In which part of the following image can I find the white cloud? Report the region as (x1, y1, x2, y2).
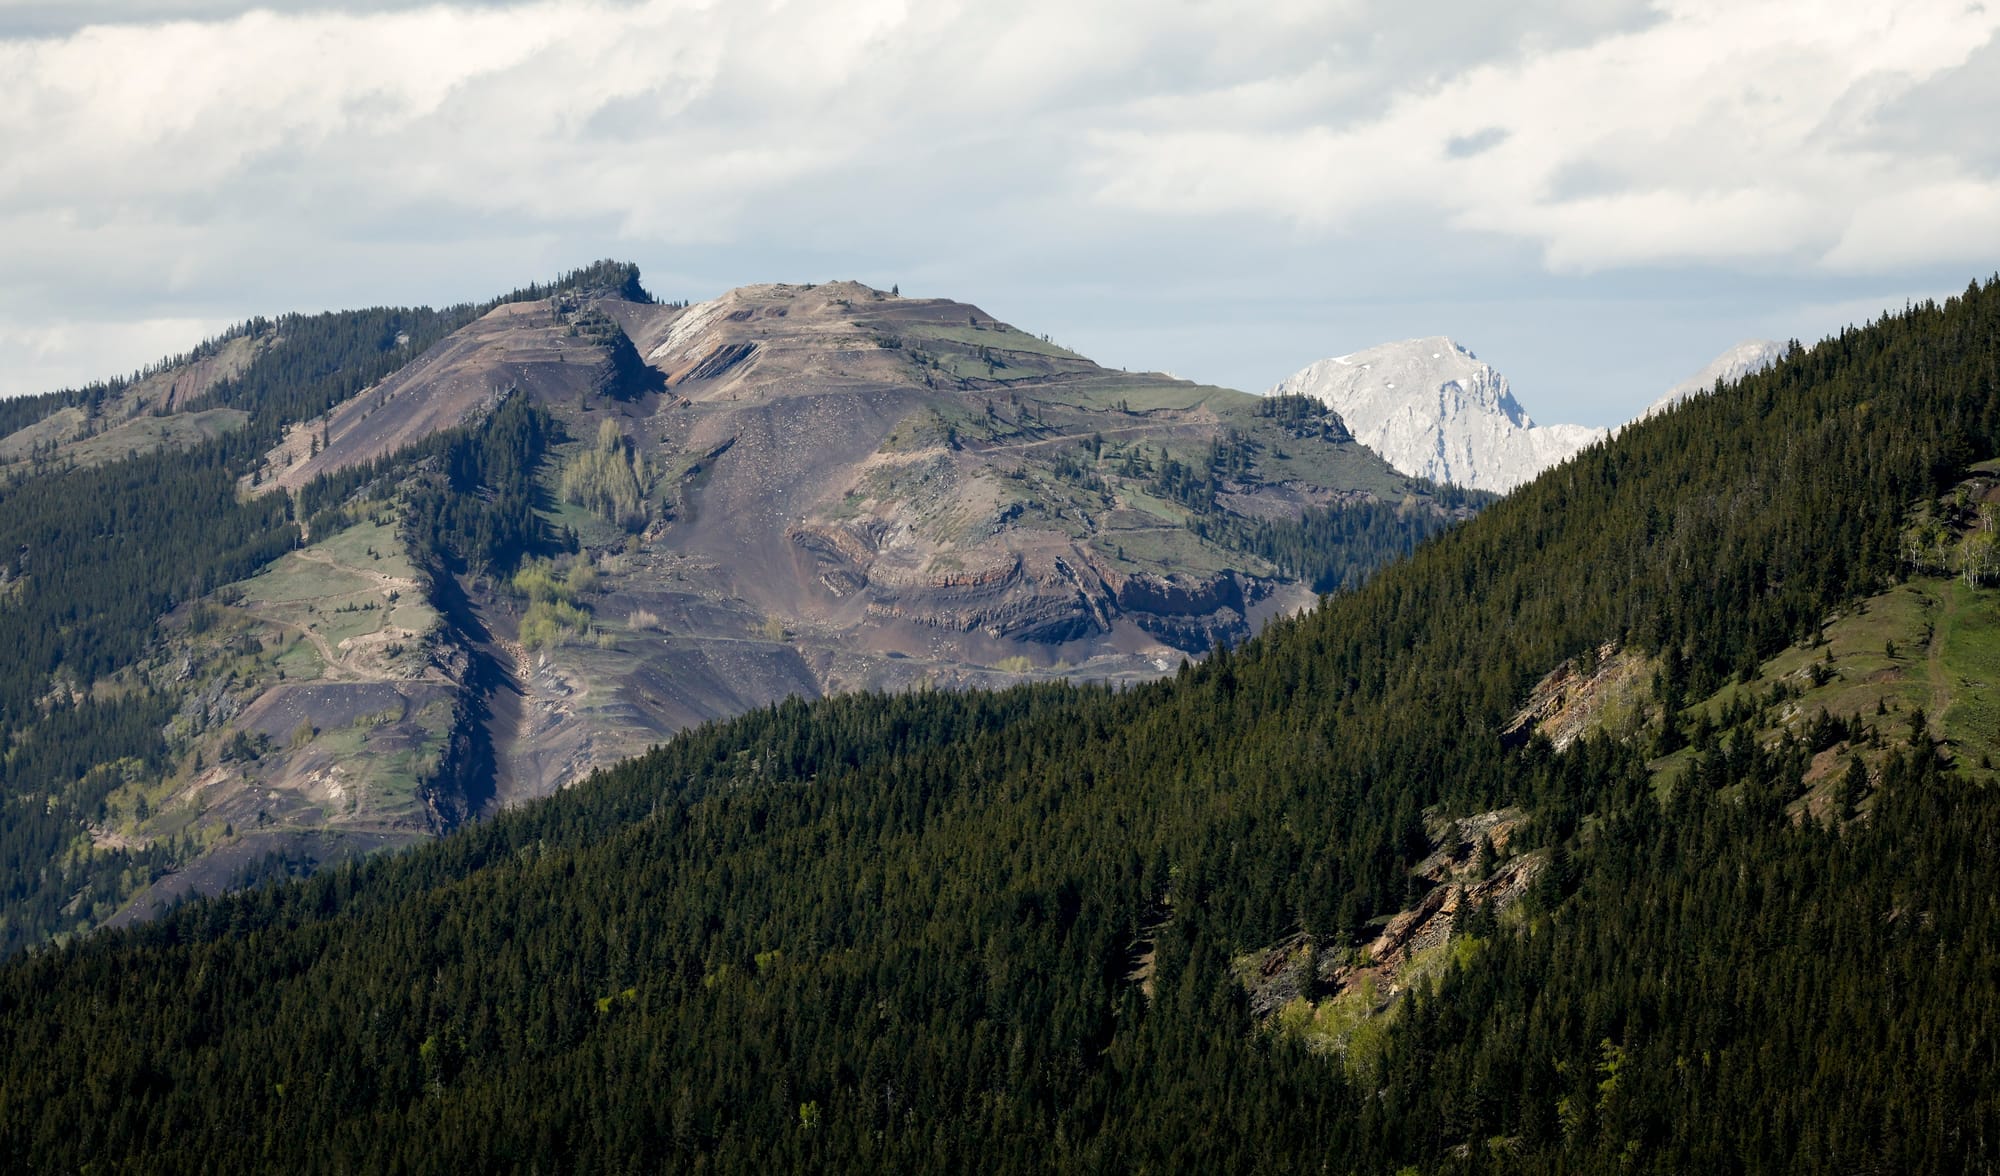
(0, 0, 1681, 256)
(0, 315, 232, 395)
(0, 0, 1991, 409)
(1084, 0, 2000, 272)
(1824, 179, 2000, 271)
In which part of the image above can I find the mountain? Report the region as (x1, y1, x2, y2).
(0, 265, 1477, 951)
(1267, 336, 1606, 492)
(1642, 337, 1787, 417)
(5, 277, 1998, 1171)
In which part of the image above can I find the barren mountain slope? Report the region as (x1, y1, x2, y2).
(464, 281, 1445, 800)
(216, 278, 1456, 809)
(257, 295, 657, 495)
(30, 274, 1468, 930)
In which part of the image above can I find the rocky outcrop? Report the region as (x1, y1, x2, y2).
(1501, 643, 1651, 751)
(676, 342, 756, 384)
(1114, 570, 1245, 617)
(863, 550, 1109, 644)
(1239, 808, 1541, 1023)
(799, 528, 1268, 653)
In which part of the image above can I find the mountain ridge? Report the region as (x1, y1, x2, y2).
(1642, 337, 1787, 418)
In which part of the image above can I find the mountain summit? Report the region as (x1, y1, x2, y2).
(1267, 336, 1605, 492)
(0, 265, 1475, 948)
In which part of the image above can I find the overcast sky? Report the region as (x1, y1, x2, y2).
(1, 0, 1996, 425)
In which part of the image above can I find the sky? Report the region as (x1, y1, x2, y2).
(1, 0, 1997, 427)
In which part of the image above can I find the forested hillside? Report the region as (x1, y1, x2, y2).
(5, 277, 2000, 1172)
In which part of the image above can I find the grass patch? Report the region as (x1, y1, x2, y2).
(1, 408, 249, 474)
(879, 409, 962, 453)
(1656, 570, 2000, 793)
(1269, 935, 1484, 1078)
(271, 634, 324, 681)
(1054, 378, 1232, 414)
(1090, 520, 1240, 576)
(240, 560, 374, 607)
(1939, 580, 2000, 772)
(897, 323, 1084, 360)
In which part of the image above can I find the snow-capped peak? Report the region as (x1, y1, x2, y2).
(1641, 339, 1785, 418)
(1268, 336, 1603, 493)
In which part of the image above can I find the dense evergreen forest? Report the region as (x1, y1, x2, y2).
(1225, 487, 1490, 594)
(2, 278, 1996, 1170)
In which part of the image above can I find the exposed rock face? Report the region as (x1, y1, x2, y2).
(1501, 642, 1652, 751)
(1114, 570, 1245, 617)
(1268, 336, 1605, 493)
(1642, 339, 1786, 419)
(1238, 807, 1541, 1024)
(797, 524, 1260, 652)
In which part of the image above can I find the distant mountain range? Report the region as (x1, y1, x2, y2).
(1267, 336, 1784, 492)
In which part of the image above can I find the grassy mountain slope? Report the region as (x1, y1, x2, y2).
(0, 265, 646, 951)
(3, 280, 1998, 1170)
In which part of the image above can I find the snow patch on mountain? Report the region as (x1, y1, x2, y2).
(1267, 337, 1604, 493)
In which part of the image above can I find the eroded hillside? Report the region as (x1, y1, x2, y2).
(230, 278, 1462, 810)
(0, 267, 1472, 942)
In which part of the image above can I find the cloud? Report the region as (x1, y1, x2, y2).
(0, 315, 233, 396)
(1446, 127, 1510, 159)
(1824, 179, 2000, 272)
(0, 0, 550, 38)
(0, 0, 1683, 266)
(1084, 0, 2000, 272)
(0, 0, 1991, 411)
